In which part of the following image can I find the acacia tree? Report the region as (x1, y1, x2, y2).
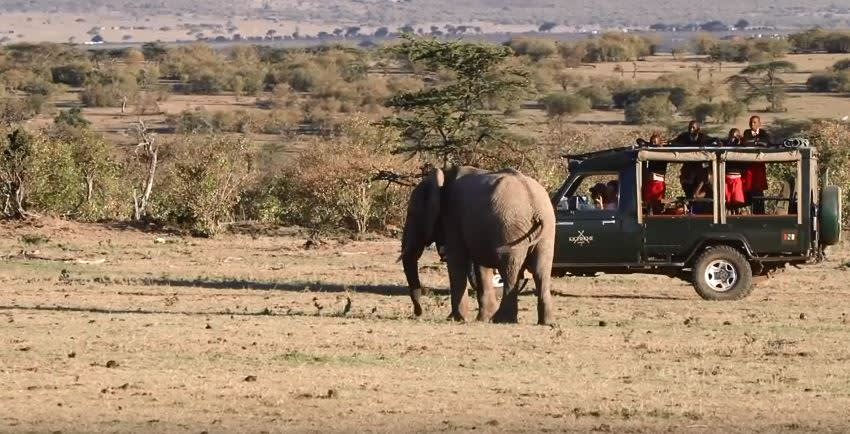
(726, 60, 797, 112)
(382, 35, 529, 166)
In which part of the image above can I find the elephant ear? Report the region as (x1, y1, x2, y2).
(423, 168, 444, 244)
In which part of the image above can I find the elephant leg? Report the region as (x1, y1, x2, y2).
(528, 247, 555, 325)
(472, 265, 498, 322)
(446, 258, 471, 322)
(492, 255, 526, 324)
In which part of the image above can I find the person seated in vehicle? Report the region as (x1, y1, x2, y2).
(590, 183, 608, 209)
(642, 133, 667, 214)
(679, 161, 712, 214)
(723, 128, 747, 214)
(742, 116, 770, 214)
(605, 180, 619, 210)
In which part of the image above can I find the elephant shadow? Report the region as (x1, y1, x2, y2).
(124, 276, 452, 297)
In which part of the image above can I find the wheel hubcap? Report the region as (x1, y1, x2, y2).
(704, 260, 738, 292)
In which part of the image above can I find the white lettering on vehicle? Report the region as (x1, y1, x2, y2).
(568, 231, 594, 245)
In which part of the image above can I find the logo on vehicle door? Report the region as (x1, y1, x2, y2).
(568, 231, 594, 245)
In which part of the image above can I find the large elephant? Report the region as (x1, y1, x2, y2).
(400, 166, 556, 325)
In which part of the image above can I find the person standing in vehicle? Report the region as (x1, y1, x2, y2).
(674, 121, 712, 207)
(642, 133, 667, 213)
(724, 128, 747, 213)
(742, 116, 770, 214)
(672, 120, 710, 146)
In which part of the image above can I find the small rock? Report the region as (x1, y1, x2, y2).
(67, 352, 76, 358)
(105, 360, 119, 368)
(18, 346, 30, 352)
(244, 375, 257, 382)
(326, 389, 336, 398)
(799, 313, 807, 320)
(722, 321, 732, 326)
(205, 324, 212, 330)
(598, 320, 607, 327)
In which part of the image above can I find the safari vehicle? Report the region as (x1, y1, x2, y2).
(550, 142, 843, 300)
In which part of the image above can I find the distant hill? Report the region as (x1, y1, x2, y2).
(1, 0, 849, 29)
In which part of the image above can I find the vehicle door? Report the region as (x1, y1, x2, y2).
(554, 171, 642, 265)
(640, 151, 717, 261)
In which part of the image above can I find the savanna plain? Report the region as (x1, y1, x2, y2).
(2, 219, 849, 433)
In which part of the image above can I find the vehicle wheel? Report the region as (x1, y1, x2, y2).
(691, 246, 753, 301)
(820, 185, 842, 246)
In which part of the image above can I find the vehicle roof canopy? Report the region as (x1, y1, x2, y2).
(566, 146, 814, 172)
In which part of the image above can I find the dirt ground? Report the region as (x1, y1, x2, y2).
(2, 219, 850, 433)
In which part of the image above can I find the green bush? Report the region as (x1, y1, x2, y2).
(807, 72, 841, 92)
(689, 102, 716, 124)
(805, 120, 850, 225)
(714, 100, 747, 123)
(265, 116, 415, 233)
(0, 128, 123, 219)
(80, 68, 140, 107)
(51, 63, 92, 87)
(152, 135, 254, 236)
(539, 92, 590, 118)
(507, 37, 558, 61)
(577, 85, 613, 109)
(624, 94, 674, 125)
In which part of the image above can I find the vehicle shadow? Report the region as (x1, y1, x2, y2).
(552, 291, 687, 301)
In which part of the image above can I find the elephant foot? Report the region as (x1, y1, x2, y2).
(446, 311, 468, 322)
(492, 309, 518, 324)
(476, 310, 495, 322)
(537, 314, 554, 326)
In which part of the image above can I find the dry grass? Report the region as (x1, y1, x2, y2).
(1, 218, 849, 432)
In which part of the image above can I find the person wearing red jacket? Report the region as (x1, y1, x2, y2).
(742, 116, 770, 214)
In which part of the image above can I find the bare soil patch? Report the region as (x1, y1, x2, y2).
(2, 219, 849, 432)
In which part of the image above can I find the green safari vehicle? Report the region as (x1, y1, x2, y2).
(550, 142, 843, 300)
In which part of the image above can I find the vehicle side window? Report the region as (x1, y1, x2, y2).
(558, 173, 620, 212)
(726, 160, 798, 216)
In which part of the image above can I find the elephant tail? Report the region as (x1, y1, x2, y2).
(495, 174, 546, 254)
(495, 215, 544, 254)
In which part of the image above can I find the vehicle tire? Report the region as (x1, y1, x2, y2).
(691, 246, 753, 301)
(820, 185, 842, 246)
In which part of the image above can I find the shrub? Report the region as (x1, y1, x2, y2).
(714, 100, 747, 123)
(80, 68, 140, 107)
(624, 94, 674, 125)
(54, 107, 91, 128)
(807, 72, 841, 92)
(804, 120, 850, 224)
(689, 102, 716, 123)
(539, 92, 590, 118)
(51, 63, 92, 87)
(577, 85, 613, 109)
(0, 98, 30, 125)
(278, 116, 415, 233)
(153, 135, 254, 236)
(832, 59, 850, 71)
(507, 37, 558, 61)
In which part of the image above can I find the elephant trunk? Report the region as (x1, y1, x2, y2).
(401, 245, 425, 316)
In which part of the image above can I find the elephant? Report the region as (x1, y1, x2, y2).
(400, 166, 556, 325)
